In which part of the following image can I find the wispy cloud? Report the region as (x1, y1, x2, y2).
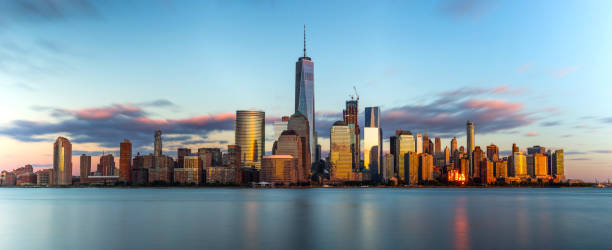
(551, 66, 579, 78)
(592, 150, 612, 154)
(541, 121, 561, 127)
(567, 158, 590, 161)
(525, 132, 538, 137)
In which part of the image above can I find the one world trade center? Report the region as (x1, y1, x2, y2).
(295, 25, 316, 163)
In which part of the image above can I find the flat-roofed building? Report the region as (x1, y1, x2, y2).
(330, 121, 352, 182)
(261, 155, 298, 185)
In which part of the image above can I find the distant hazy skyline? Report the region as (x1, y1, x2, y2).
(1, 1, 611, 181)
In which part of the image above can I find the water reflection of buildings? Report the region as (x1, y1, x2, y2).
(453, 197, 470, 250)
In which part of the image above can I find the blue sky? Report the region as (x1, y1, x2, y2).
(0, 0, 611, 181)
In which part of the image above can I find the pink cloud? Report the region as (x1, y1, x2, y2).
(170, 113, 235, 126)
(525, 132, 538, 137)
(60, 104, 144, 120)
(463, 99, 523, 111)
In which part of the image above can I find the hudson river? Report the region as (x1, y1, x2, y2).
(1, 188, 610, 250)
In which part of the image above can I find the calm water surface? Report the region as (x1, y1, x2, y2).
(0, 188, 610, 250)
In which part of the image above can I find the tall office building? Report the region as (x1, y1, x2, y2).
(330, 121, 352, 181)
(364, 107, 380, 127)
(274, 130, 304, 183)
(434, 137, 441, 153)
(287, 112, 311, 181)
(154, 130, 162, 157)
(177, 148, 191, 168)
(119, 139, 132, 183)
(79, 154, 91, 182)
(390, 136, 398, 173)
(343, 99, 360, 170)
(552, 149, 564, 180)
(466, 121, 475, 176)
(227, 145, 242, 183)
(512, 143, 519, 154)
(512, 152, 527, 178)
(415, 133, 423, 154)
(53, 136, 72, 185)
(451, 137, 458, 154)
(363, 107, 382, 177)
(295, 26, 316, 164)
(527, 145, 546, 155)
(486, 144, 499, 161)
(235, 110, 265, 169)
(472, 146, 484, 178)
(273, 116, 290, 142)
(395, 130, 415, 181)
(99, 154, 115, 176)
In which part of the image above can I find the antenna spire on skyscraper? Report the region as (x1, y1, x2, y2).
(303, 24, 306, 57)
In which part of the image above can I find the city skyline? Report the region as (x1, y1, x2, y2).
(1, 1, 611, 182)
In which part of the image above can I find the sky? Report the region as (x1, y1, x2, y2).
(0, 0, 611, 181)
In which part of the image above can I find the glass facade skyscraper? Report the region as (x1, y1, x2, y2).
(295, 28, 316, 164)
(235, 110, 265, 169)
(53, 136, 72, 185)
(364, 107, 380, 128)
(363, 107, 382, 178)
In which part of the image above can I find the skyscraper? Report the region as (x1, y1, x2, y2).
(79, 154, 91, 183)
(451, 137, 458, 154)
(53, 136, 72, 185)
(466, 121, 475, 176)
(434, 137, 441, 153)
(154, 130, 162, 157)
(235, 110, 265, 169)
(177, 148, 191, 168)
(363, 107, 382, 177)
(99, 154, 115, 176)
(295, 26, 316, 164)
(287, 112, 311, 182)
(486, 144, 499, 161)
(527, 145, 546, 155)
(273, 116, 290, 142)
(552, 149, 564, 180)
(119, 139, 132, 183)
(395, 130, 415, 181)
(273, 130, 304, 182)
(364, 107, 380, 127)
(330, 121, 352, 181)
(415, 133, 423, 154)
(343, 99, 360, 170)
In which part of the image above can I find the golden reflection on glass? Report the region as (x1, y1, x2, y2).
(453, 196, 470, 250)
(243, 200, 259, 250)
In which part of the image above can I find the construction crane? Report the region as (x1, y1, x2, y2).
(353, 86, 359, 101)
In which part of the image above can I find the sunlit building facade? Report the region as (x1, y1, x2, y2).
(330, 121, 352, 181)
(53, 136, 72, 185)
(235, 110, 265, 169)
(415, 133, 423, 154)
(261, 155, 298, 185)
(404, 151, 419, 185)
(396, 130, 415, 181)
(513, 152, 527, 178)
(363, 127, 382, 176)
(287, 112, 311, 182)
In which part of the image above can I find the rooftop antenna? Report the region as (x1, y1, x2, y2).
(303, 24, 307, 57)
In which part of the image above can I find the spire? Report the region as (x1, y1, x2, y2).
(303, 24, 306, 57)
